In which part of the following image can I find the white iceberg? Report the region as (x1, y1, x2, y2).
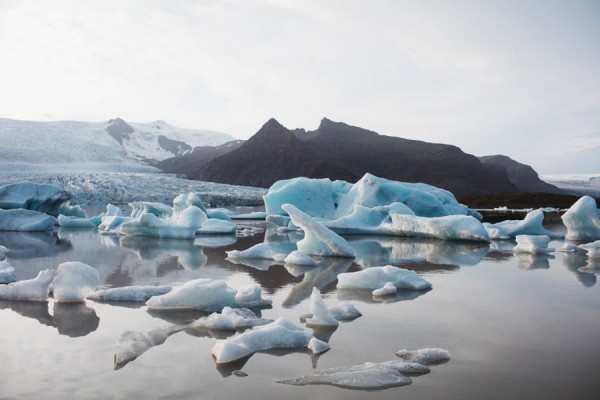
(129, 201, 173, 218)
(0, 269, 56, 301)
(562, 196, 600, 241)
(337, 265, 432, 291)
(189, 307, 272, 330)
(211, 318, 328, 364)
(146, 278, 271, 311)
(0, 209, 56, 232)
(88, 285, 172, 302)
(324, 203, 414, 235)
(304, 288, 339, 327)
(0, 260, 17, 284)
(196, 218, 237, 234)
(484, 209, 562, 239)
(327, 302, 362, 321)
(207, 208, 234, 220)
(284, 251, 318, 266)
(98, 215, 132, 233)
(513, 235, 555, 254)
(580, 240, 600, 258)
(282, 204, 355, 258)
(388, 214, 489, 242)
(372, 282, 397, 297)
(173, 192, 206, 214)
(0, 182, 70, 216)
(120, 206, 206, 239)
(395, 348, 451, 365)
(52, 262, 100, 303)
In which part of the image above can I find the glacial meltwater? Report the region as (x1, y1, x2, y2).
(0, 221, 599, 399)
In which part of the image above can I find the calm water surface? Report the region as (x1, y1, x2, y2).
(0, 222, 599, 399)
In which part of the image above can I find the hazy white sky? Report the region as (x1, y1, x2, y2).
(1, 0, 599, 173)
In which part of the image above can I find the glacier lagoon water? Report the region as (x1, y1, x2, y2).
(0, 222, 599, 399)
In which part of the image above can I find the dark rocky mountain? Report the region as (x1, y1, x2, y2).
(156, 140, 243, 174)
(106, 118, 134, 144)
(479, 155, 563, 194)
(184, 118, 358, 187)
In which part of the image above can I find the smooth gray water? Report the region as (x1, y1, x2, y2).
(0, 224, 599, 399)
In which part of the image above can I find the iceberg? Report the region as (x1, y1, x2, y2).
(120, 206, 206, 239)
(561, 196, 600, 241)
(226, 241, 297, 263)
(88, 285, 172, 302)
(337, 265, 432, 291)
(0, 209, 56, 232)
(57, 214, 97, 228)
(189, 307, 272, 330)
(304, 288, 339, 327)
(327, 302, 362, 321)
(0, 269, 56, 301)
(207, 208, 234, 220)
(388, 214, 490, 242)
(580, 240, 600, 258)
(324, 203, 414, 235)
(395, 348, 451, 365)
(196, 218, 237, 234)
(0, 260, 16, 284)
(58, 201, 86, 218)
(282, 204, 355, 258)
(211, 318, 328, 364)
(173, 192, 206, 214)
(146, 278, 271, 311)
(0, 182, 71, 216)
(484, 209, 562, 239)
(129, 201, 173, 218)
(284, 251, 318, 266)
(513, 235, 555, 254)
(52, 262, 100, 303)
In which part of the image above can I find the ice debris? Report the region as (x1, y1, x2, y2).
(145, 278, 271, 311)
(88, 285, 172, 302)
(0, 209, 56, 232)
(211, 318, 329, 364)
(395, 348, 451, 365)
(0, 269, 56, 301)
(513, 235, 555, 254)
(561, 196, 600, 241)
(52, 262, 100, 303)
(337, 265, 432, 291)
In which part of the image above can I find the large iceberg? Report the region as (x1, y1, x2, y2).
(0, 209, 56, 232)
(211, 318, 329, 364)
(337, 265, 432, 291)
(323, 203, 414, 235)
(120, 206, 206, 239)
(562, 196, 600, 241)
(0, 182, 71, 216)
(52, 262, 100, 303)
(387, 214, 490, 242)
(0, 269, 56, 301)
(282, 204, 355, 258)
(88, 285, 172, 302)
(146, 279, 271, 311)
(58, 203, 123, 228)
(484, 209, 561, 239)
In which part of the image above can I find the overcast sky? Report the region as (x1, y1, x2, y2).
(1, 0, 599, 173)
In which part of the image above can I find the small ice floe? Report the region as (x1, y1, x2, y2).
(327, 302, 362, 321)
(189, 307, 272, 331)
(211, 318, 329, 364)
(337, 265, 432, 291)
(57, 214, 97, 228)
(559, 243, 582, 253)
(231, 211, 268, 220)
(282, 204, 355, 258)
(207, 208, 234, 221)
(0, 209, 56, 232)
(146, 279, 271, 312)
(512, 235, 555, 254)
(88, 285, 172, 302)
(284, 251, 318, 266)
(196, 218, 237, 234)
(52, 262, 100, 303)
(120, 206, 206, 239)
(226, 242, 296, 262)
(114, 325, 185, 369)
(388, 214, 490, 242)
(484, 209, 563, 239)
(579, 240, 600, 258)
(372, 282, 397, 297)
(562, 196, 600, 241)
(395, 348, 451, 365)
(0, 269, 56, 301)
(304, 288, 338, 327)
(0, 259, 17, 284)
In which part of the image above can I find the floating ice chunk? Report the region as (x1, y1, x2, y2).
(114, 325, 185, 369)
(0, 209, 56, 232)
(395, 348, 451, 365)
(98, 215, 131, 233)
(207, 208, 233, 220)
(52, 262, 100, 303)
(226, 242, 296, 262)
(372, 282, 397, 297)
(337, 265, 432, 291)
(264, 178, 337, 219)
(560, 243, 581, 253)
(120, 206, 206, 239)
(129, 201, 173, 218)
(379, 360, 431, 375)
(579, 240, 600, 258)
(146, 278, 272, 311)
(484, 209, 562, 239)
(234, 283, 262, 303)
(305, 288, 339, 327)
(231, 211, 268, 220)
(308, 337, 331, 353)
(196, 218, 237, 234)
(388, 214, 489, 242)
(173, 192, 206, 214)
(0, 260, 16, 284)
(284, 251, 318, 266)
(0, 269, 56, 301)
(327, 302, 362, 321)
(562, 196, 600, 241)
(88, 285, 172, 302)
(189, 307, 272, 330)
(0, 182, 70, 216)
(278, 362, 413, 389)
(57, 214, 97, 228)
(211, 318, 326, 364)
(513, 235, 555, 254)
(282, 204, 355, 258)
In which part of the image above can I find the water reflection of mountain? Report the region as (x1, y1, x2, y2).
(0, 300, 99, 337)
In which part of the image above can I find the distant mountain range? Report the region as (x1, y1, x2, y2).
(159, 118, 562, 197)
